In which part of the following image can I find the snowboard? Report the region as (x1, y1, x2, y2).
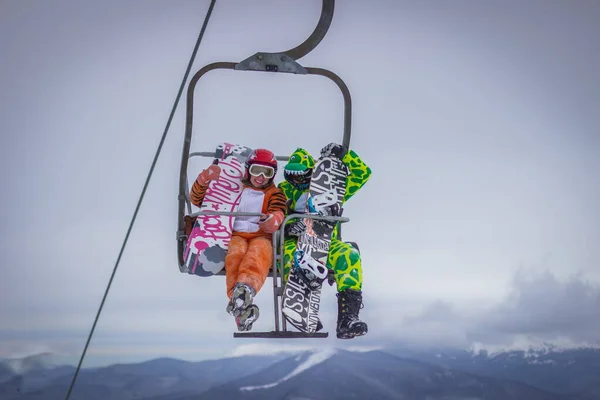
(281, 155, 347, 333)
(182, 142, 253, 276)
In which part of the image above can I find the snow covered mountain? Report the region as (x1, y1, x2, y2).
(1, 346, 598, 400)
(0, 354, 288, 400)
(186, 349, 572, 400)
(388, 345, 600, 400)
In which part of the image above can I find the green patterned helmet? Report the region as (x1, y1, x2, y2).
(284, 148, 315, 190)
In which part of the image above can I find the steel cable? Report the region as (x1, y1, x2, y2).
(64, 1, 217, 398)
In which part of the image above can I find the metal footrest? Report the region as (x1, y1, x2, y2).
(233, 331, 329, 339)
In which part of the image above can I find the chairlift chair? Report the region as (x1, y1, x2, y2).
(176, 0, 355, 338)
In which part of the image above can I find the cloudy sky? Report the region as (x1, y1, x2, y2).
(1, 0, 599, 368)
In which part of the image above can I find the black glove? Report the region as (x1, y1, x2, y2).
(285, 220, 307, 237)
(327, 269, 335, 286)
(320, 142, 347, 160)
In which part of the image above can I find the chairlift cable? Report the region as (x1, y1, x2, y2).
(64, 1, 217, 398)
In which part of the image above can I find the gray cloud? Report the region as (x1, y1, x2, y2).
(398, 270, 600, 349)
(471, 271, 600, 344)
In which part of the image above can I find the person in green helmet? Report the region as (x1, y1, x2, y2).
(278, 142, 372, 339)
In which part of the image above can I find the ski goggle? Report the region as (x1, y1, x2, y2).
(249, 164, 275, 178)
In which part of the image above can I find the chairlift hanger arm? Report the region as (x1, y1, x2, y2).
(235, 0, 334, 74)
(284, 0, 334, 61)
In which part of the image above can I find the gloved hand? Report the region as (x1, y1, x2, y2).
(285, 220, 307, 237)
(196, 164, 221, 185)
(320, 142, 347, 159)
(326, 269, 335, 286)
(259, 211, 284, 234)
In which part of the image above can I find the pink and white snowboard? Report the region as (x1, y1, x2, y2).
(183, 143, 252, 276)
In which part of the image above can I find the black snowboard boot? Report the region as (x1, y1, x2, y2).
(336, 289, 368, 339)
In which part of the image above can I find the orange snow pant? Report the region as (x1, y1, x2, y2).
(225, 234, 273, 299)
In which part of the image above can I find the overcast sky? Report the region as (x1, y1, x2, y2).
(1, 0, 599, 368)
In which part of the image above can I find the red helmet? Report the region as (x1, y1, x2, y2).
(244, 148, 278, 183)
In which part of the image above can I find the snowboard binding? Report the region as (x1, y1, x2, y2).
(292, 249, 328, 291)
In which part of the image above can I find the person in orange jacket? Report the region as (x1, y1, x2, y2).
(190, 148, 286, 331)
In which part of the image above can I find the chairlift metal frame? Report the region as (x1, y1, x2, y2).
(176, 0, 354, 338)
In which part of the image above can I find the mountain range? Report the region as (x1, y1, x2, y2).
(1, 345, 598, 400)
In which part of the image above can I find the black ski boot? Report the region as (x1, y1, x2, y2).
(336, 289, 368, 339)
